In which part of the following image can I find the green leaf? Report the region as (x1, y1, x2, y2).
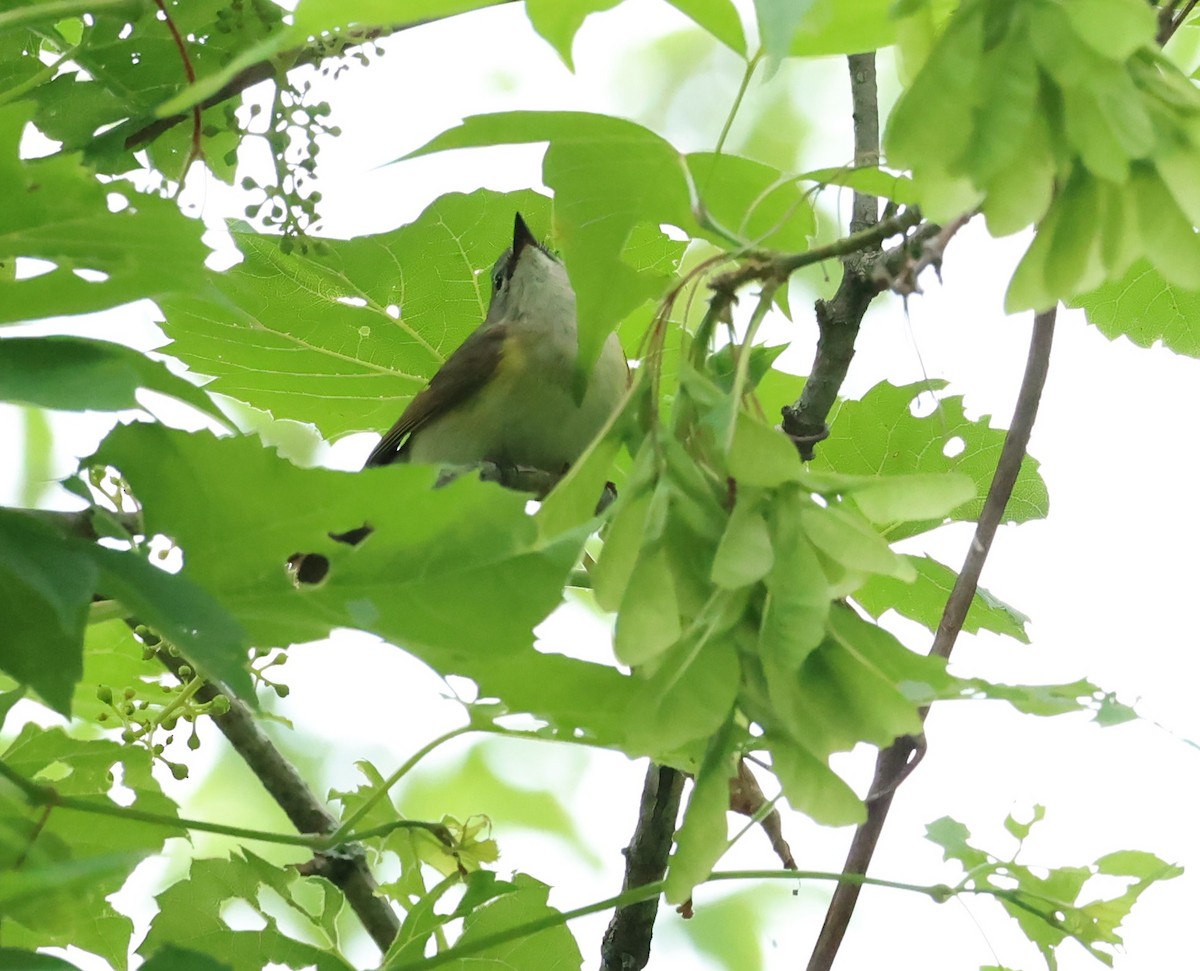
(665, 719, 738, 904)
(614, 546, 682, 666)
(140, 851, 355, 971)
(623, 635, 739, 758)
(292, 0, 505, 35)
(140, 947, 233, 971)
(1061, 0, 1155, 61)
(728, 412, 802, 486)
(798, 165, 918, 206)
(0, 854, 146, 909)
(759, 487, 827, 669)
(0, 509, 95, 715)
(1004, 804, 1045, 843)
(593, 485, 654, 611)
(854, 555, 1030, 643)
(90, 547, 253, 703)
(754, 0, 817, 67)
(813, 381, 1049, 536)
(0, 949, 88, 971)
(446, 873, 582, 970)
(848, 472, 975, 525)
(0, 337, 227, 427)
(788, 0, 896, 56)
(159, 189, 551, 441)
(711, 490, 773, 588)
(1, 727, 180, 967)
(926, 815, 991, 870)
(665, 0, 747, 56)
(0, 103, 207, 325)
(765, 735, 864, 826)
(524, 0, 622, 70)
(1132, 164, 1200, 290)
(688, 152, 815, 248)
(800, 505, 915, 582)
(405, 112, 691, 373)
(93, 424, 585, 694)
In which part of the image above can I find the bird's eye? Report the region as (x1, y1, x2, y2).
(492, 271, 504, 293)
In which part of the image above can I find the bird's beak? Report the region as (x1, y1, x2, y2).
(512, 212, 538, 258)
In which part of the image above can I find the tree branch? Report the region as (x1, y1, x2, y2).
(599, 764, 685, 971)
(152, 648, 402, 952)
(805, 307, 1058, 971)
(781, 53, 883, 460)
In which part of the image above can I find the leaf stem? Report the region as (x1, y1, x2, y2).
(328, 725, 472, 842)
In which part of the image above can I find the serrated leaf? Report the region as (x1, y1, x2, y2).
(813, 381, 1049, 535)
(160, 189, 552, 440)
(926, 815, 991, 869)
(139, 851, 355, 971)
(0, 103, 207, 325)
(1073, 259, 1200, 357)
(854, 555, 1030, 643)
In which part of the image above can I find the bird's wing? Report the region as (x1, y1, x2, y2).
(364, 323, 508, 468)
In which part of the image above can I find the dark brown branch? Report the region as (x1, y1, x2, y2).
(1157, 0, 1198, 44)
(780, 53, 884, 461)
(155, 649, 402, 953)
(600, 764, 685, 971)
(805, 307, 1058, 971)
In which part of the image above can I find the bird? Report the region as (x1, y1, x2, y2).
(363, 213, 628, 478)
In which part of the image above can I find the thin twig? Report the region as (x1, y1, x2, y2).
(805, 307, 1057, 971)
(117, 6, 516, 152)
(150, 0, 202, 190)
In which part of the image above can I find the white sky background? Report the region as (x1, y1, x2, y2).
(3, 3, 1200, 970)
